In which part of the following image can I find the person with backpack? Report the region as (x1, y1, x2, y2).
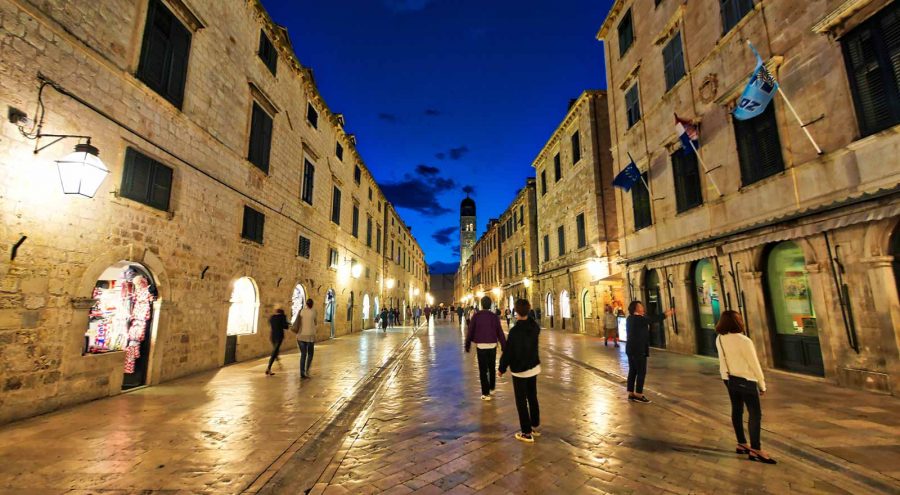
(465, 296, 507, 401)
(498, 298, 542, 443)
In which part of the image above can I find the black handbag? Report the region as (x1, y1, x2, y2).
(718, 337, 759, 394)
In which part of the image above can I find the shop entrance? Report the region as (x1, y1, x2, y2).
(645, 270, 666, 348)
(693, 259, 720, 357)
(226, 277, 259, 365)
(291, 284, 307, 325)
(325, 289, 335, 338)
(580, 289, 593, 335)
(559, 290, 571, 330)
(86, 261, 158, 390)
(545, 292, 554, 328)
(362, 294, 371, 329)
(765, 241, 824, 376)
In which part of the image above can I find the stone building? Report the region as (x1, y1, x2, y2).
(598, 0, 900, 393)
(0, 0, 427, 424)
(533, 91, 622, 335)
(498, 178, 540, 311)
(429, 272, 455, 307)
(464, 218, 502, 308)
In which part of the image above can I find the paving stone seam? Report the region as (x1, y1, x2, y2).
(250, 325, 425, 495)
(544, 345, 900, 495)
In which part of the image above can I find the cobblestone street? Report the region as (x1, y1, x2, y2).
(1, 321, 896, 494)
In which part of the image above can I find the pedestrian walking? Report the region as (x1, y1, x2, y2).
(603, 305, 619, 347)
(504, 308, 511, 329)
(387, 307, 394, 328)
(625, 300, 674, 403)
(265, 306, 289, 375)
(424, 305, 432, 324)
(380, 308, 388, 332)
(450, 305, 455, 322)
(498, 298, 541, 443)
(465, 296, 507, 401)
(716, 310, 776, 464)
(456, 305, 464, 324)
(293, 298, 318, 379)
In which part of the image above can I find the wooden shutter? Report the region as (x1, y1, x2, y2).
(572, 132, 581, 163)
(249, 103, 272, 173)
(121, 148, 152, 202)
(672, 151, 702, 212)
(576, 214, 586, 247)
(149, 162, 173, 211)
(632, 173, 652, 230)
(735, 104, 784, 185)
(137, 0, 190, 108)
(165, 17, 190, 108)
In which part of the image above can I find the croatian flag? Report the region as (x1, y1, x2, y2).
(733, 42, 779, 121)
(674, 114, 699, 155)
(612, 158, 642, 192)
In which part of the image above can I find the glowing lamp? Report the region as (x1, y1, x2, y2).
(491, 287, 502, 297)
(386, 278, 396, 289)
(475, 290, 485, 298)
(56, 143, 108, 198)
(414, 288, 420, 296)
(351, 263, 363, 279)
(523, 277, 532, 288)
(588, 259, 608, 279)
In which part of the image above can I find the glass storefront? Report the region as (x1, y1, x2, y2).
(693, 259, 720, 356)
(645, 269, 665, 348)
(291, 284, 306, 324)
(227, 277, 259, 336)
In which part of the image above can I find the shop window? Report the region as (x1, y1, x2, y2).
(241, 206, 265, 244)
(576, 213, 586, 248)
(766, 242, 817, 337)
(137, 0, 191, 108)
(324, 288, 335, 323)
(248, 102, 273, 173)
(307, 103, 318, 129)
(671, 150, 703, 212)
(540, 170, 547, 195)
(663, 32, 686, 91)
(291, 284, 306, 324)
(302, 159, 315, 204)
(618, 9, 634, 57)
(842, 2, 900, 138)
(331, 186, 342, 224)
(85, 261, 157, 389)
(554, 153, 562, 182)
(352, 204, 360, 237)
(734, 103, 784, 186)
(227, 277, 259, 336)
(298, 235, 311, 259)
(363, 294, 371, 321)
(571, 131, 582, 164)
(557, 225, 566, 256)
(693, 259, 721, 356)
(546, 293, 555, 316)
(626, 84, 641, 128)
(543, 235, 550, 262)
(632, 173, 652, 230)
(258, 29, 277, 75)
(120, 147, 173, 211)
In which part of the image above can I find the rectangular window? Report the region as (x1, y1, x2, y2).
(571, 131, 582, 163)
(721, 0, 755, 34)
(354, 165, 362, 184)
(307, 103, 318, 128)
(298, 235, 311, 258)
(671, 150, 703, 212)
(625, 84, 641, 128)
(543, 235, 550, 262)
(554, 153, 562, 182)
(351, 204, 359, 237)
(734, 103, 784, 186)
(368, 187, 373, 200)
(301, 159, 315, 204)
(331, 186, 342, 224)
(377, 227, 382, 253)
(514, 252, 520, 274)
(618, 9, 634, 57)
(540, 170, 547, 195)
(557, 225, 566, 256)
(258, 30, 277, 75)
(366, 216, 373, 247)
(842, 3, 900, 138)
(576, 213, 586, 248)
(632, 173, 653, 231)
(521, 248, 526, 272)
(335, 142, 344, 161)
(120, 147, 173, 211)
(137, 0, 191, 108)
(519, 205, 524, 225)
(248, 103, 273, 173)
(241, 206, 265, 244)
(663, 33, 686, 91)
(329, 248, 339, 268)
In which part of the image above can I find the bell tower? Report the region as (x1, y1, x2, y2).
(460, 196, 476, 264)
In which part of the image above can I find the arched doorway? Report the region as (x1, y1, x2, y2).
(291, 284, 306, 324)
(362, 294, 371, 328)
(374, 296, 380, 318)
(693, 260, 720, 356)
(765, 241, 824, 376)
(325, 289, 335, 338)
(85, 261, 158, 389)
(347, 291, 355, 334)
(545, 292, 555, 328)
(892, 225, 900, 298)
(645, 270, 666, 348)
(560, 290, 571, 330)
(508, 295, 514, 314)
(226, 277, 259, 364)
(581, 289, 593, 335)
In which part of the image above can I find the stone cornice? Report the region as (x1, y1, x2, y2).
(653, 4, 685, 46)
(531, 90, 605, 169)
(811, 0, 888, 36)
(596, 0, 629, 40)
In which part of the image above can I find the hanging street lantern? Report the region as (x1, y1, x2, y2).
(55, 142, 109, 198)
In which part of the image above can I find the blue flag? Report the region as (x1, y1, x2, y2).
(613, 159, 642, 192)
(733, 42, 779, 121)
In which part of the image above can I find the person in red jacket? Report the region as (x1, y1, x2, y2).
(465, 296, 507, 401)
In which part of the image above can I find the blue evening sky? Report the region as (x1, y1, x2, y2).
(261, 0, 614, 273)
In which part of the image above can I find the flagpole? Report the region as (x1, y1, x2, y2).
(777, 87, 823, 155)
(688, 140, 723, 197)
(626, 151, 652, 194)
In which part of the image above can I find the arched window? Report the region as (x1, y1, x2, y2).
(227, 277, 259, 336)
(291, 284, 306, 323)
(560, 290, 571, 318)
(545, 292, 555, 316)
(581, 289, 593, 319)
(693, 260, 720, 356)
(362, 294, 371, 320)
(324, 289, 335, 323)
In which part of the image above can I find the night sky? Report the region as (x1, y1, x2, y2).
(261, 0, 614, 273)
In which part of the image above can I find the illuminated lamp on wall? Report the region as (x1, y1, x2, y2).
(54, 141, 109, 198)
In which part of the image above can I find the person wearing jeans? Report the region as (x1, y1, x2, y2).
(465, 296, 507, 400)
(716, 310, 775, 464)
(625, 300, 674, 403)
(293, 298, 318, 379)
(499, 299, 541, 443)
(265, 307, 288, 375)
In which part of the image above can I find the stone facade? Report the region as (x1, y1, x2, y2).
(532, 91, 622, 335)
(598, 0, 900, 393)
(0, 0, 427, 424)
(429, 273, 455, 307)
(497, 178, 540, 310)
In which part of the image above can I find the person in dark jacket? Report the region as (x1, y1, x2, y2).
(380, 308, 388, 332)
(266, 306, 289, 375)
(465, 296, 507, 400)
(499, 298, 541, 443)
(625, 300, 674, 403)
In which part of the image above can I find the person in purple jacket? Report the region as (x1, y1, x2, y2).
(465, 296, 507, 401)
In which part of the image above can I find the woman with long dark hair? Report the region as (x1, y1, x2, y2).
(716, 310, 776, 464)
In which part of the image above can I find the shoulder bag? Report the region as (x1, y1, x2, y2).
(718, 336, 758, 394)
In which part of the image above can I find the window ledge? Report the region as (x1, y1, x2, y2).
(737, 169, 788, 193)
(110, 193, 174, 219)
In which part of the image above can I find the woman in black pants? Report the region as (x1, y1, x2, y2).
(716, 310, 776, 464)
(624, 300, 674, 403)
(498, 299, 542, 443)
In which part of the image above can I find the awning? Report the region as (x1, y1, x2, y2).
(646, 246, 719, 270)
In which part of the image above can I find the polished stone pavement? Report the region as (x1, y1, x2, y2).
(0, 320, 897, 494)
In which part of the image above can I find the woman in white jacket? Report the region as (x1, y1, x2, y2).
(716, 310, 776, 464)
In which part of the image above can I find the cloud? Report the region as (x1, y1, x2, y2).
(432, 226, 456, 246)
(380, 173, 456, 216)
(378, 112, 399, 123)
(424, 108, 441, 116)
(451, 244, 460, 257)
(435, 152, 446, 160)
(462, 185, 475, 195)
(435, 145, 470, 160)
(382, 0, 434, 13)
(415, 164, 441, 176)
(429, 261, 459, 274)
